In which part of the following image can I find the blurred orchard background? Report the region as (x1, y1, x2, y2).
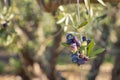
(0, 0, 120, 80)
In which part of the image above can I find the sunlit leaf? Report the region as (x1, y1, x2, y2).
(97, 0, 106, 6)
(61, 42, 69, 47)
(0, 14, 4, 19)
(2, 7, 8, 15)
(7, 14, 14, 20)
(5, 35, 13, 46)
(84, 0, 90, 11)
(65, 16, 69, 26)
(78, 21, 88, 29)
(59, 6, 64, 12)
(92, 48, 105, 56)
(90, 8, 93, 17)
(56, 16, 66, 24)
(64, 26, 68, 32)
(87, 39, 95, 57)
(68, 14, 75, 27)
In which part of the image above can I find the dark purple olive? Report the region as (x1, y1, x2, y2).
(66, 34, 74, 40)
(67, 40, 74, 44)
(77, 58, 85, 65)
(83, 56, 89, 61)
(82, 36, 87, 41)
(87, 39, 91, 44)
(71, 53, 78, 63)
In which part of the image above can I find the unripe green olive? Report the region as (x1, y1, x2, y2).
(81, 41, 87, 46)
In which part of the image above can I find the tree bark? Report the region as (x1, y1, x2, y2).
(112, 52, 120, 80)
(37, 24, 65, 80)
(48, 24, 63, 80)
(111, 4, 120, 80)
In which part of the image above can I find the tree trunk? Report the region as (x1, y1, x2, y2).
(87, 24, 110, 80)
(112, 51, 120, 80)
(48, 24, 64, 80)
(37, 24, 65, 80)
(111, 5, 120, 80)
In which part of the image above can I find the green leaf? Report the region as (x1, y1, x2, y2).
(92, 48, 105, 56)
(78, 21, 88, 29)
(56, 16, 66, 24)
(87, 39, 95, 57)
(97, 0, 106, 6)
(90, 56, 97, 59)
(68, 14, 75, 27)
(95, 14, 107, 21)
(61, 42, 69, 47)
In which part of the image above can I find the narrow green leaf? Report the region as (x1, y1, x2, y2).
(78, 21, 88, 29)
(97, 0, 106, 6)
(87, 39, 95, 57)
(95, 14, 107, 21)
(90, 56, 97, 59)
(68, 14, 75, 27)
(92, 48, 105, 56)
(61, 42, 69, 47)
(56, 16, 66, 24)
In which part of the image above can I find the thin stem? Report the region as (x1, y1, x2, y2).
(77, 0, 81, 25)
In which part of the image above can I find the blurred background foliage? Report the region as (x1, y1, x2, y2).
(0, 0, 120, 80)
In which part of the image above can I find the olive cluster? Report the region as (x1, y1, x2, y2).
(66, 33, 91, 65)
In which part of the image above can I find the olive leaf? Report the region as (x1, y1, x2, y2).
(0, 13, 4, 19)
(59, 6, 64, 12)
(64, 26, 68, 32)
(84, 0, 90, 11)
(78, 21, 88, 29)
(65, 16, 69, 26)
(61, 42, 69, 47)
(91, 48, 105, 56)
(90, 7, 93, 17)
(2, 7, 8, 15)
(68, 14, 75, 27)
(56, 16, 66, 24)
(7, 14, 14, 21)
(97, 0, 106, 6)
(87, 39, 95, 57)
